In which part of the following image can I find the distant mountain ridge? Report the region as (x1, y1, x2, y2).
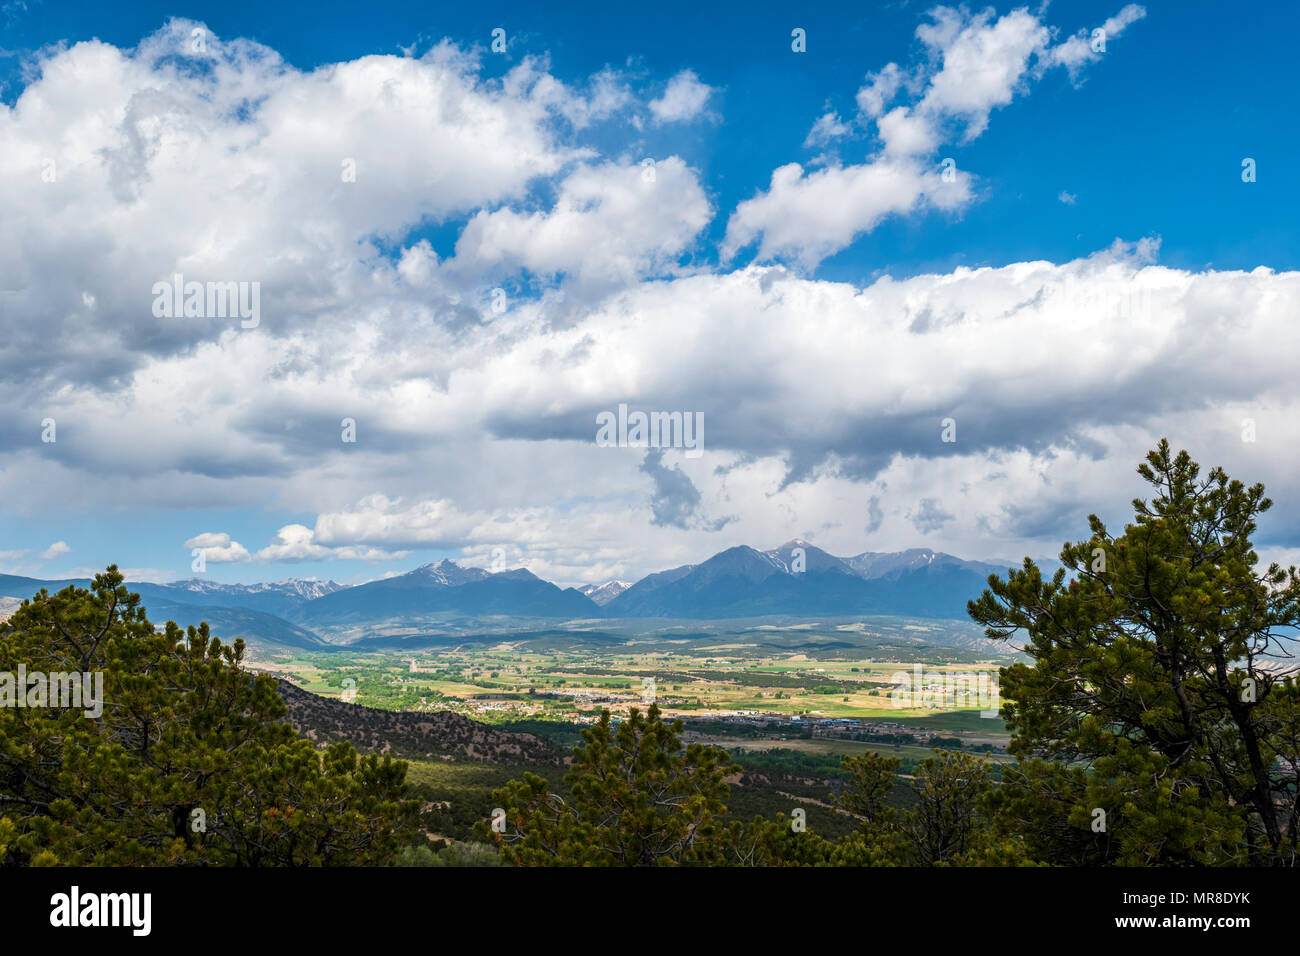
(602, 541, 1010, 619)
(293, 560, 594, 624)
(0, 543, 1025, 648)
(151, 577, 343, 617)
(0, 573, 329, 652)
(169, 576, 343, 598)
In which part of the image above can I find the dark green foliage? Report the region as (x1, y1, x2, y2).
(0, 567, 418, 865)
(394, 842, 504, 866)
(970, 440, 1300, 865)
(484, 704, 738, 865)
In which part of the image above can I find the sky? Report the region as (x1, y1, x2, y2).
(2, 0, 1299, 587)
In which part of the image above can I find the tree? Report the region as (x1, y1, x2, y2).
(486, 704, 738, 865)
(897, 750, 992, 865)
(836, 751, 899, 831)
(830, 749, 1021, 866)
(719, 813, 835, 867)
(0, 567, 418, 865)
(969, 441, 1300, 865)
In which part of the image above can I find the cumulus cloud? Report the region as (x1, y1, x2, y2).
(40, 541, 70, 560)
(855, 63, 907, 119)
(449, 157, 711, 285)
(275, 489, 711, 587)
(0, 18, 609, 395)
(140, 244, 1300, 574)
(908, 5, 1052, 144)
(724, 4, 1145, 268)
(7, 218, 1300, 581)
(310, 495, 484, 551)
(723, 158, 973, 269)
(648, 70, 714, 123)
(183, 532, 251, 564)
(256, 523, 406, 563)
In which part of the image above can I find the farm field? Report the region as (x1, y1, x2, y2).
(252, 635, 1015, 762)
(256, 648, 1007, 721)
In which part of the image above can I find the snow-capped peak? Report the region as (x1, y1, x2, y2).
(411, 560, 490, 587)
(579, 579, 633, 606)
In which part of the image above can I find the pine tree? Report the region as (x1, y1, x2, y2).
(969, 440, 1300, 865)
(0, 567, 418, 865)
(486, 704, 738, 865)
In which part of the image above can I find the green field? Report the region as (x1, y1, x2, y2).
(255, 647, 1010, 726)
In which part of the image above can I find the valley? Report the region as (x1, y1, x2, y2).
(1, 546, 1023, 852)
(255, 640, 1011, 727)
(252, 625, 1016, 781)
(261, 633, 1019, 856)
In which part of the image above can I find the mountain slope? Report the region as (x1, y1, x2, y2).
(142, 597, 328, 651)
(845, 548, 1003, 580)
(276, 680, 565, 763)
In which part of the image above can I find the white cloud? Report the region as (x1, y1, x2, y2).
(40, 541, 70, 560)
(911, 6, 1051, 144)
(312, 496, 481, 550)
(804, 110, 851, 148)
(523, 64, 635, 129)
(723, 158, 972, 269)
(256, 523, 407, 563)
(183, 532, 251, 564)
(855, 63, 906, 119)
(32, 239, 1278, 582)
(1043, 4, 1147, 77)
(449, 158, 712, 284)
(0, 18, 607, 390)
(724, 4, 1145, 268)
(648, 69, 714, 123)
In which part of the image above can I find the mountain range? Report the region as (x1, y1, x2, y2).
(0, 542, 1024, 651)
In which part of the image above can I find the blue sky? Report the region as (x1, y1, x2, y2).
(3, 0, 1300, 587)
(7, 0, 1297, 279)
